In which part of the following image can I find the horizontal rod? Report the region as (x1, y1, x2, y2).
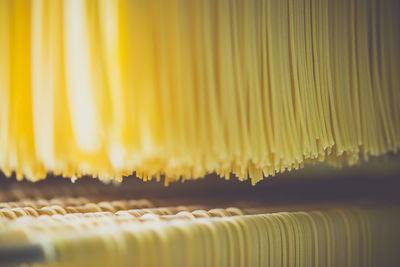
(0, 243, 46, 266)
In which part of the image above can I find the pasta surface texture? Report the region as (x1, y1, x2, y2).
(0, 0, 399, 184)
(1, 197, 399, 267)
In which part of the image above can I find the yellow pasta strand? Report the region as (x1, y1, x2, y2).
(1, 200, 399, 267)
(0, 0, 399, 184)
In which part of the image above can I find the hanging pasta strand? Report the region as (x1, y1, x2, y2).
(0, 196, 399, 267)
(0, 0, 399, 184)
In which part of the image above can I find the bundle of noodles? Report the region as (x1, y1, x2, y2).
(0, 198, 399, 267)
(0, 0, 399, 184)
